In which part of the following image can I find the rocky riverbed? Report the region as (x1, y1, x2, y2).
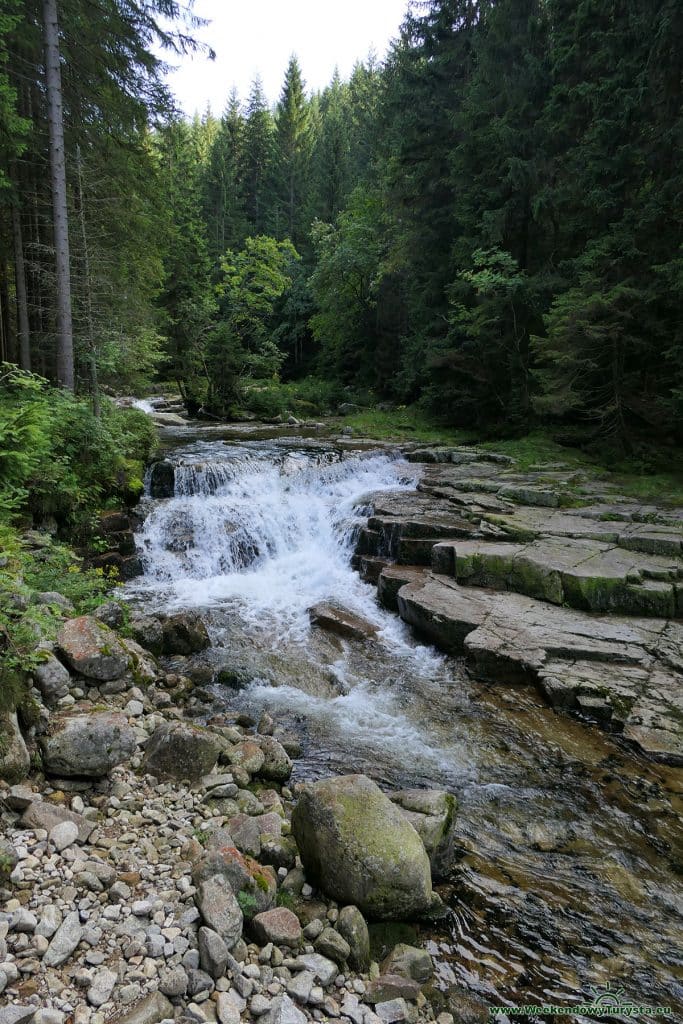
(1, 422, 681, 1023)
(1, 605, 452, 1024)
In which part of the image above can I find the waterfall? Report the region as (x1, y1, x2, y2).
(133, 444, 419, 639)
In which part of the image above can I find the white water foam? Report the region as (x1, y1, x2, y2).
(132, 398, 155, 414)
(134, 449, 431, 648)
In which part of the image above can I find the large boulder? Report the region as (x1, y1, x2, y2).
(0, 712, 30, 784)
(160, 611, 210, 655)
(56, 615, 129, 681)
(291, 775, 434, 920)
(143, 722, 220, 782)
(39, 712, 136, 777)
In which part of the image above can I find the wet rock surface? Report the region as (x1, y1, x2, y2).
(360, 450, 683, 765)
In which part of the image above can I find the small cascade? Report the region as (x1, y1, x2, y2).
(134, 444, 417, 637)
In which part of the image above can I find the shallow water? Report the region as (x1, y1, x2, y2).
(125, 429, 683, 1020)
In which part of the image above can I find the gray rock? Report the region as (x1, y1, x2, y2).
(159, 965, 189, 997)
(198, 926, 229, 980)
(314, 927, 350, 965)
(49, 820, 79, 851)
(87, 966, 117, 1006)
(21, 800, 95, 843)
(294, 953, 338, 987)
(56, 615, 129, 680)
(94, 601, 126, 628)
(187, 967, 214, 997)
(39, 711, 136, 777)
(287, 969, 315, 1003)
(336, 906, 370, 971)
(374, 998, 413, 1023)
(196, 875, 243, 948)
(382, 944, 433, 983)
(0, 712, 30, 785)
(33, 653, 71, 703)
(0, 1008, 35, 1024)
(250, 995, 272, 1017)
(115, 992, 175, 1024)
(268, 994, 307, 1024)
(0, 838, 19, 881)
(144, 722, 220, 782)
(160, 611, 210, 655)
(366, 976, 421, 1003)
(216, 993, 241, 1024)
(43, 910, 83, 967)
(256, 735, 293, 782)
(10, 908, 37, 933)
(35, 906, 62, 939)
(291, 775, 433, 920)
(130, 614, 164, 656)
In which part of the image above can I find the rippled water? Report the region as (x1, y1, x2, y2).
(125, 430, 683, 1021)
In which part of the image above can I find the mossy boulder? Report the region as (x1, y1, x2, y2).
(0, 712, 30, 784)
(143, 721, 220, 782)
(39, 711, 136, 778)
(291, 774, 434, 921)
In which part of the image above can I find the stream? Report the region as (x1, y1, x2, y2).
(123, 425, 683, 1021)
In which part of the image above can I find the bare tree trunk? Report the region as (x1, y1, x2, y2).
(43, 0, 74, 390)
(75, 146, 100, 417)
(11, 201, 31, 372)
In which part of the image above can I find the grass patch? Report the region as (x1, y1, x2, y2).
(341, 406, 476, 445)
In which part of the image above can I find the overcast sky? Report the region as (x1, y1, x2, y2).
(165, 0, 410, 114)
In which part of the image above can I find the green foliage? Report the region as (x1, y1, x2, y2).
(275, 889, 296, 911)
(237, 890, 258, 919)
(0, 523, 112, 717)
(0, 366, 157, 537)
(206, 236, 300, 414)
(309, 188, 385, 386)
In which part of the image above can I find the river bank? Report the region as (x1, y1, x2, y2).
(0, 413, 681, 1022)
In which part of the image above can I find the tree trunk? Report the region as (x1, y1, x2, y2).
(75, 146, 100, 417)
(11, 201, 31, 372)
(43, 0, 74, 390)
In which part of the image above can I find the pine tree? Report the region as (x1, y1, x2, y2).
(203, 90, 248, 259)
(273, 56, 311, 248)
(242, 78, 275, 236)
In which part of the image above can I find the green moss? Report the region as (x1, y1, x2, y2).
(276, 890, 296, 911)
(237, 890, 258, 919)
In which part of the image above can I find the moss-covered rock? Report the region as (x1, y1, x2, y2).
(0, 711, 30, 784)
(143, 721, 220, 782)
(291, 774, 434, 921)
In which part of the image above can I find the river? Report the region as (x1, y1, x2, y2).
(123, 424, 683, 1021)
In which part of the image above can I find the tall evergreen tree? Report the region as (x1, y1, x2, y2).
(203, 90, 248, 259)
(273, 55, 311, 248)
(242, 78, 275, 236)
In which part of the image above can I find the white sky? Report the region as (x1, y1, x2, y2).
(165, 0, 410, 114)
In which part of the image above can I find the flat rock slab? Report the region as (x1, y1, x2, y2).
(483, 505, 683, 556)
(432, 536, 682, 617)
(394, 572, 682, 764)
(309, 602, 378, 641)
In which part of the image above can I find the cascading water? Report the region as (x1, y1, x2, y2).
(126, 429, 683, 1018)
